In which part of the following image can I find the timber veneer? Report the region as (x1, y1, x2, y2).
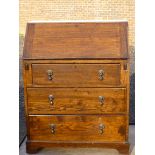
(23, 21, 130, 154)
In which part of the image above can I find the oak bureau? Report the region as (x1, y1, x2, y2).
(23, 21, 130, 154)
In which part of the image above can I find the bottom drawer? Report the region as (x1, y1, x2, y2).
(29, 115, 127, 142)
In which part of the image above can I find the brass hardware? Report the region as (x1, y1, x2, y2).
(99, 96, 105, 105)
(50, 124, 56, 134)
(47, 70, 53, 80)
(99, 124, 105, 134)
(25, 64, 29, 70)
(48, 95, 54, 105)
(98, 69, 104, 80)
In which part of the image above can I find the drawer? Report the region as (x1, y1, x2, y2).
(29, 115, 127, 142)
(27, 88, 126, 114)
(32, 64, 121, 87)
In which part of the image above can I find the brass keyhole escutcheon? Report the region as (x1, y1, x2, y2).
(98, 96, 105, 106)
(48, 95, 54, 105)
(47, 70, 53, 80)
(50, 124, 56, 134)
(99, 124, 105, 134)
(98, 69, 104, 80)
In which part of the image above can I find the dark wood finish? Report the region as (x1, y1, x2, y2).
(23, 23, 35, 58)
(22, 22, 130, 154)
(26, 141, 129, 154)
(28, 115, 127, 142)
(26, 141, 41, 154)
(23, 59, 128, 87)
(27, 88, 127, 114)
(32, 63, 121, 87)
(24, 59, 128, 64)
(23, 22, 128, 60)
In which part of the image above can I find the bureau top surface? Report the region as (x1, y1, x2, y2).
(23, 21, 128, 60)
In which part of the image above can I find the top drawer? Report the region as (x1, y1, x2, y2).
(32, 64, 121, 87)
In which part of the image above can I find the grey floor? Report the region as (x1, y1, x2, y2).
(19, 126, 135, 155)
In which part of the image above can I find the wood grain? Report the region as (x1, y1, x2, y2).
(23, 22, 128, 59)
(26, 141, 129, 154)
(29, 115, 127, 142)
(27, 88, 127, 114)
(22, 22, 130, 154)
(23, 59, 128, 64)
(32, 63, 121, 87)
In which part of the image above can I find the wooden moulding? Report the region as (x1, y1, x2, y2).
(26, 141, 130, 155)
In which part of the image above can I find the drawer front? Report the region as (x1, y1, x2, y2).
(27, 88, 126, 114)
(32, 64, 121, 87)
(29, 115, 127, 142)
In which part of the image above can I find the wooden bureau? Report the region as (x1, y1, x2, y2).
(23, 21, 130, 154)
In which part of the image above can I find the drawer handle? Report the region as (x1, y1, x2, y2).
(99, 124, 105, 134)
(47, 70, 53, 80)
(98, 69, 104, 80)
(99, 96, 105, 105)
(48, 95, 54, 105)
(50, 124, 56, 134)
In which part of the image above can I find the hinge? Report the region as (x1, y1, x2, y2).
(25, 64, 29, 70)
(123, 63, 128, 70)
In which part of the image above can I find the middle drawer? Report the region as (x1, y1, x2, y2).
(27, 88, 126, 114)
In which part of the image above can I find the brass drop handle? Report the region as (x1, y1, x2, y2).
(47, 70, 53, 80)
(98, 69, 104, 80)
(98, 96, 105, 106)
(50, 124, 56, 134)
(99, 124, 105, 134)
(48, 95, 54, 105)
